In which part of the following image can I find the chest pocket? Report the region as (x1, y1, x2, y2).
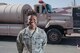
(23, 34, 29, 41)
(23, 33, 30, 44)
(22, 29, 30, 43)
(35, 37, 43, 48)
(24, 34, 29, 39)
(36, 37, 43, 43)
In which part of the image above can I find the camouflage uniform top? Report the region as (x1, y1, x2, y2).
(16, 26, 47, 53)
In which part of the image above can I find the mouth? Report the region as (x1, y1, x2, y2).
(29, 22, 34, 25)
(31, 22, 33, 23)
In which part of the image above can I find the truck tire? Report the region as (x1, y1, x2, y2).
(47, 28, 62, 44)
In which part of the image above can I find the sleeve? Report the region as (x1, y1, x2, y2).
(16, 31, 24, 53)
(42, 30, 47, 47)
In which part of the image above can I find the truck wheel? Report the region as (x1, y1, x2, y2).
(47, 28, 62, 44)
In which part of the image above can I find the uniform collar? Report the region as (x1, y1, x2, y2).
(26, 26, 39, 33)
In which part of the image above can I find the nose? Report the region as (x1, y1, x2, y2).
(30, 19, 34, 22)
(29, 19, 34, 23)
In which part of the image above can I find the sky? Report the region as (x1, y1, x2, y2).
(0, 0, 80, 8)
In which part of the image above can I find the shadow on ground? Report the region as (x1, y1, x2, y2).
(59, 37, 80, 46)
(48, 37, 80, 46)
(0, 36, 17, 42)
(0, 36, 80, 46)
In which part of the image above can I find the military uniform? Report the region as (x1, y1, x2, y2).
(16, 26, 47, 53)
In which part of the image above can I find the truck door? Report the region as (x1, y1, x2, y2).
(36, 5, 48, 28)
(73, 7, 80, 33)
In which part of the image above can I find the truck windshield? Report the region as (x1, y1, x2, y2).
(46, 4, 52, 13)
(42, 4, 52, 13)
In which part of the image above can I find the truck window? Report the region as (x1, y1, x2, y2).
(73, 7, 80, 27)
(42, 4, 52, 13)
(36, 6, 39, 13)
(46, 4, 52, 13)
(42, 5, 47, 13)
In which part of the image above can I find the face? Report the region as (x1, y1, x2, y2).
(28, 15, 37, 28)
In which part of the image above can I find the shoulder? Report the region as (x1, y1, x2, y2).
(37, 27, 43, 31)
(37, 27, 47, 38)
(19, 28, 27, 34)
(37, 27, 46, 34)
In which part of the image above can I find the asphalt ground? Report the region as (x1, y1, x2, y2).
(0, 34, 80, 53)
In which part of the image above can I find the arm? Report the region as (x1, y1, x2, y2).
(42, 30, 47, 47)
(16, 31, 24, 53)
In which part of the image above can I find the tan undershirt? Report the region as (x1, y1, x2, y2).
(29, 29, 35, 34)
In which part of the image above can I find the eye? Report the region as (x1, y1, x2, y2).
(29, 19, 32, 21)
(34, 19, 36, 21)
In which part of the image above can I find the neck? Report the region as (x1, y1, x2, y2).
(29, 26, 36, 30)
